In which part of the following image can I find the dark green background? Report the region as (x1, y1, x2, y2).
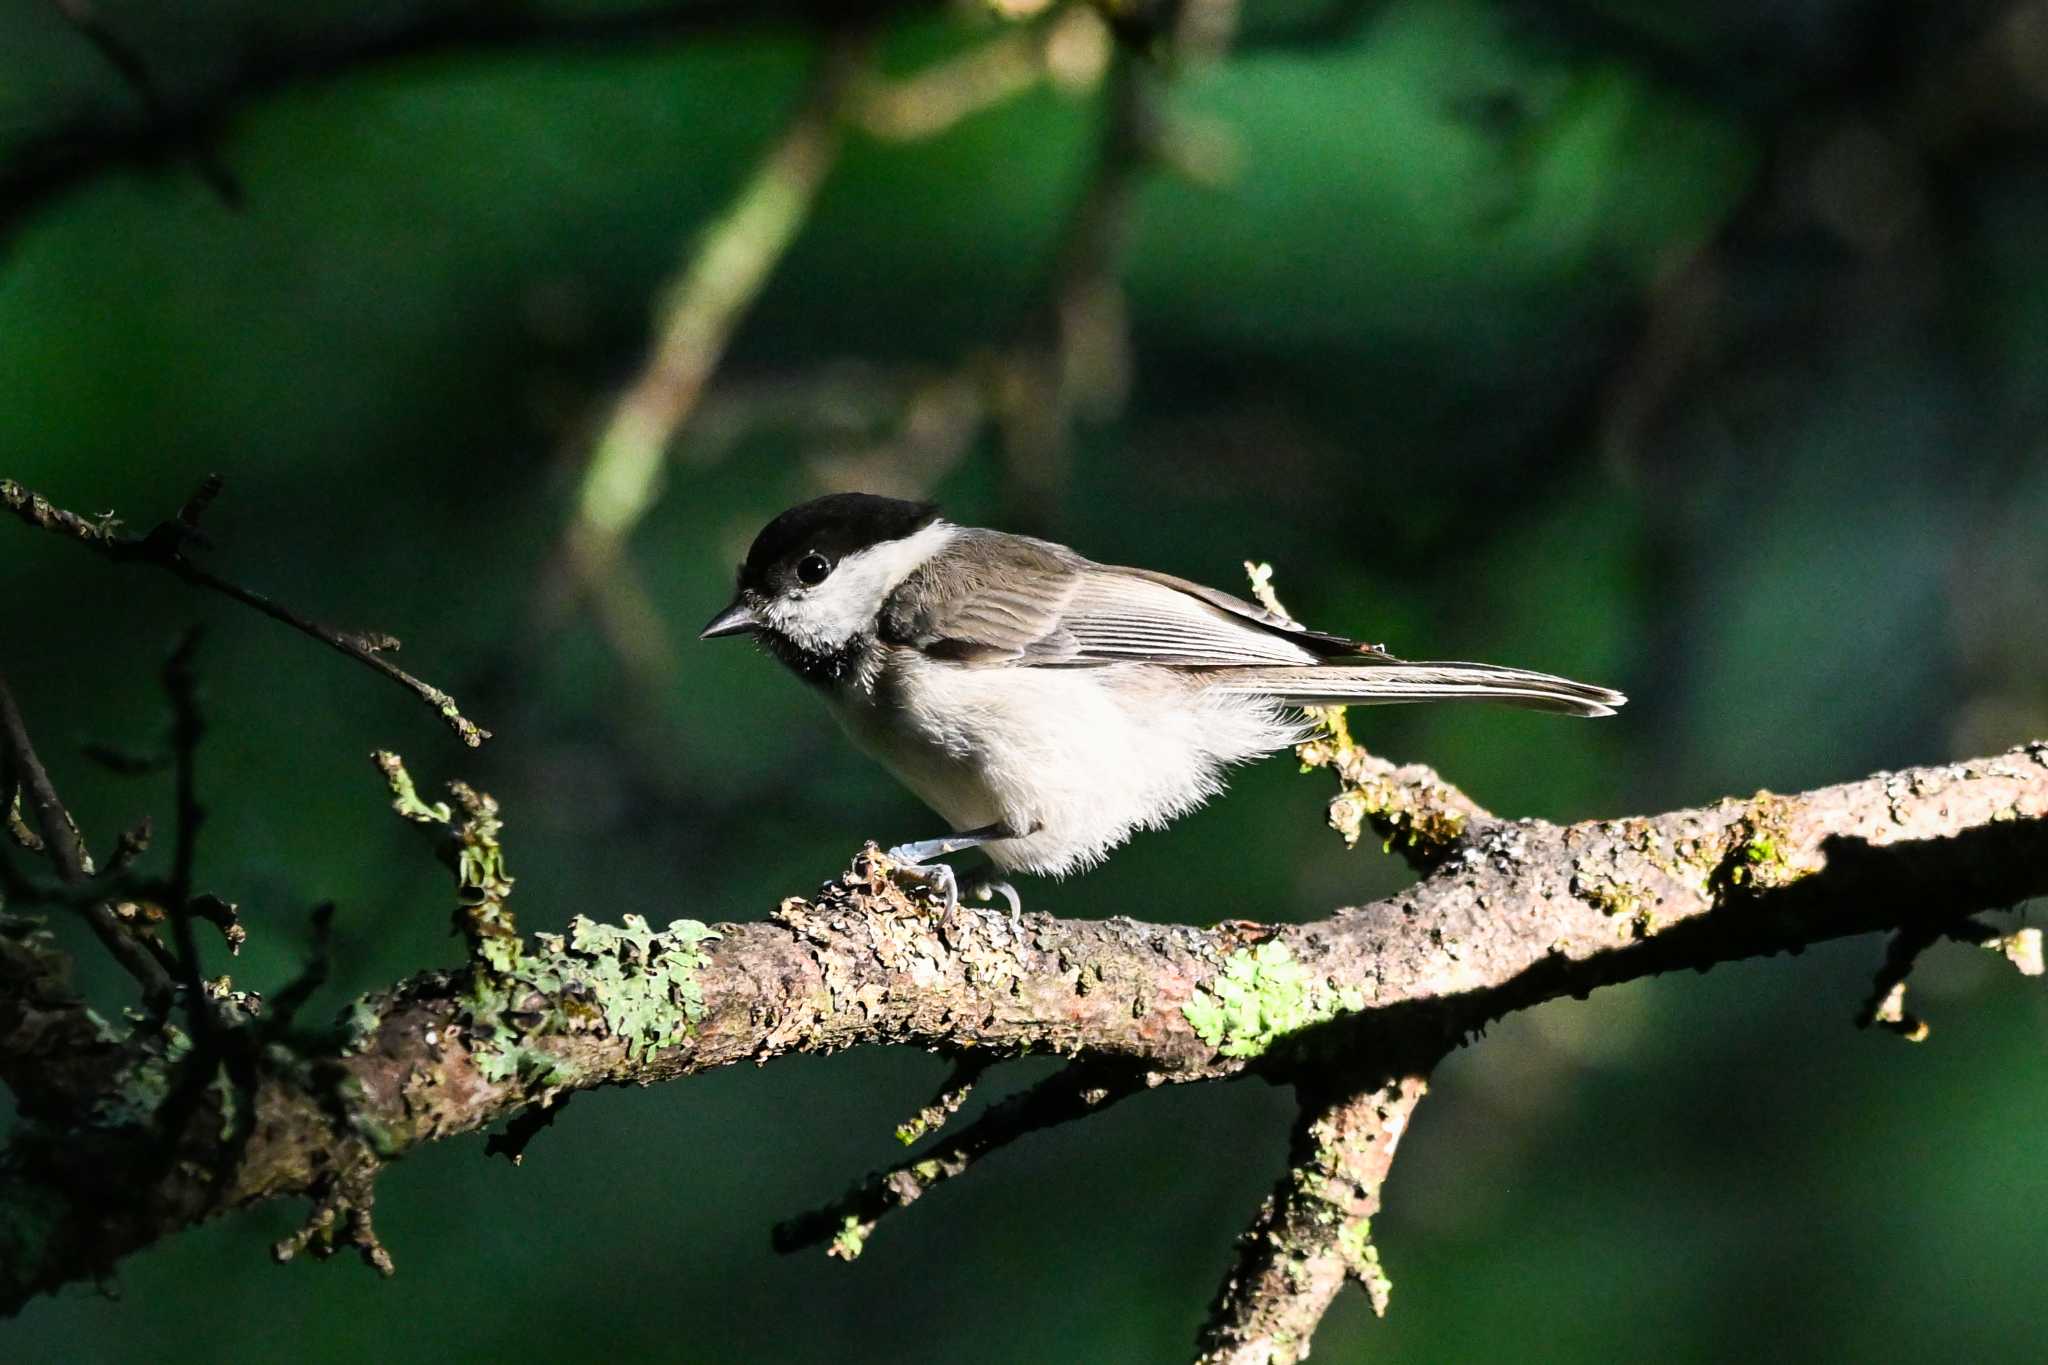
(4, 1, 2045, 1361)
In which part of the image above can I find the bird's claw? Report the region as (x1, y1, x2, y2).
(970, 878, 1020, 916)
(969, 877, 1023, 933)
(884, 847, 960, 914)
(882, 841, 1023, 928)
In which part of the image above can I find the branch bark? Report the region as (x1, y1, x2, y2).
(2, 740, 2044, 1338)
(1198, 1073, 1431, 1364)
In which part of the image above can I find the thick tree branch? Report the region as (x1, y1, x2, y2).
(2, 741, 2044, 1325)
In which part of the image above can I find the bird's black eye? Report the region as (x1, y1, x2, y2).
(795, 551, 832, 586)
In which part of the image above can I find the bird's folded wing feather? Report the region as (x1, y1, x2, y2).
(880, 531, 1377, 668)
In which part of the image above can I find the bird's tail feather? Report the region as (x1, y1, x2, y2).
(1208, 662, 1625, 718)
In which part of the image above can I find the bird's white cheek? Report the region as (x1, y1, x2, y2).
(765, 589, 870, 653)
(764, 523, 959, 653)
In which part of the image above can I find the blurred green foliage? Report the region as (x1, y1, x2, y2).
(3, 1, 2045, 1361)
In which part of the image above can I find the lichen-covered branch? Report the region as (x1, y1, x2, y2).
(1, 741, 2044, 1330)
(1198, 1073, 1431, 1365)
(1245, 563, 1488, 872)
(1298, 720, 1489, 870)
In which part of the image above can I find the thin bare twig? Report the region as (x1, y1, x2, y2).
(159, 629, 214, 1033)
(774, 1060, 1142, 1259)
(0, 672, 173, 1001)
(1, 477, 489, 746)
(854, 6, 1105, 140)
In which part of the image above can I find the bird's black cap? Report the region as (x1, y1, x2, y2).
(736, 493, 940, 591)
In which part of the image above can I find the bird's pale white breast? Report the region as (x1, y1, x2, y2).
(829, 649, 1303, 876)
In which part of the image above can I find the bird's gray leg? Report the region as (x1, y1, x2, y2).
(884, 823, 1018, 913)
(885, 825, 1011, 865)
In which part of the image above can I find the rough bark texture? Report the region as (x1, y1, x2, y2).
(3, 741, 2046, 1331)
(1198, 1074, 1429, 1364)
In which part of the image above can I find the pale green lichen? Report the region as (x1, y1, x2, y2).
(830, 1214, 869, 1261)
(373, 750, 452, 824)
(1336, 1217, 1373, 1264)
(371, 753, 520, 967)
(470, 1036, 575, 1088)
(561, 914, 721, 1056)
(448, 781, 513, 909)
(1731, 833, 1783, 881)
(1568, 866, 1656, 937)
(341, 997, 384, 1055)
(87, 1024, 192, 1129)
(1182, 941, 1366, 1059)
(1981, 927, 2044, 977)
(464, 914, 723, 1082)
(1340, 1217, 1393, 1316)
(1719, 793, 1801, 891)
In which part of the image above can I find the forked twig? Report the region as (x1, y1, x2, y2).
(3, 476, 489, 746)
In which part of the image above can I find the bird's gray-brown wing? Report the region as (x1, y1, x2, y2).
(878, 529, 1626, 714)
(1107, 565, 1393, 659)
(879, 530, 1366, 667)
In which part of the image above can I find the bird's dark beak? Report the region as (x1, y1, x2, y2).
(699, 597, 759, 640)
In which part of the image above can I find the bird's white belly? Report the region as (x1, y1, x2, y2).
(827, 652, 1300, 877)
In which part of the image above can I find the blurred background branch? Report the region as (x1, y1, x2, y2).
(535, 27, 874, 689)
(0, 0, 891, 253)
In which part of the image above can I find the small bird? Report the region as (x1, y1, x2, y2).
(702, 493, 1623, 910)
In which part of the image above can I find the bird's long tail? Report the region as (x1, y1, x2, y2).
(1208, 661, 1626, 718)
